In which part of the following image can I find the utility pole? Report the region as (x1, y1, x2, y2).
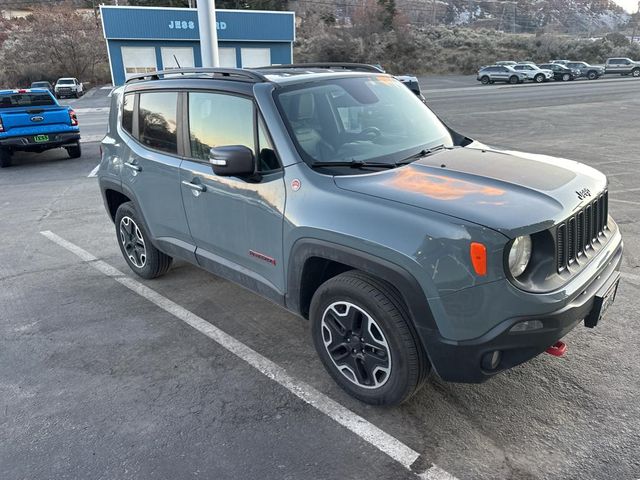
(432, 0, 437, 25)
(512, 2, 516, 34)
(197, 0, 220, 67)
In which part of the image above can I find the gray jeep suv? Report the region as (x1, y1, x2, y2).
(98, 66, 623, 405)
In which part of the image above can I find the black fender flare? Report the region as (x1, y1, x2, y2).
(286, 238, 441, 341)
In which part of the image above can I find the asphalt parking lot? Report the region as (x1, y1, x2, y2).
(1, 77, 639, 480)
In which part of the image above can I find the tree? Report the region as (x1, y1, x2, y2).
(0, 6, 109, 87)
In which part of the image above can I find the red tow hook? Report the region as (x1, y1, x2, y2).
(545, 341, 567, 357)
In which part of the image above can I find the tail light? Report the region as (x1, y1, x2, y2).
(0, 116, 4, 132)
(69, 109, 78, 126)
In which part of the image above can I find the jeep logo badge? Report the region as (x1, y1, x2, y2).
(576, 188, 591, 200)
(30, 115, 44, 122)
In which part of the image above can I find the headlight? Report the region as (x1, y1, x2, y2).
(508, 235, 532, 278)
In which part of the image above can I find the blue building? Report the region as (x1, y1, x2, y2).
(100, 6, 295, 86)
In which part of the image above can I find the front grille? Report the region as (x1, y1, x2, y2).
(555, 191, 608, 272)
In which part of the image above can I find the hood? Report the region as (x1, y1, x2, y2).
(333, 146, 607, 237)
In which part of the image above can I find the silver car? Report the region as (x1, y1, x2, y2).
(512, 64, 554, 83)
(477, 65, 527, 85)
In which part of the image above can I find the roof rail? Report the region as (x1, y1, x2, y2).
(124, 67, 268, 84)
(257, 63, 386, 73)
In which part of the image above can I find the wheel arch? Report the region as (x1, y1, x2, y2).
(286, 239, 440, 338)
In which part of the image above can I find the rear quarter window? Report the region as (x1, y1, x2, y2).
(138, 91, 178, 155)
(122, 93, 134, 135)
(0, 92, 55, 108)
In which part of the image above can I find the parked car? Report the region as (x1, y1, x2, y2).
(55, 77, 84, 98)
(0, 88, 81, 167)
(565, 62, 605, 80)
(512, 64, 554, 83)
(550, 60, 570, 65)
(495, 61, 517, 66)
(30, 81, 54, 94)
(538, 63, 578, 82)
(604, 58, 640, 77)
(98, 65, 622, 405)
(477, 65, 527, 85)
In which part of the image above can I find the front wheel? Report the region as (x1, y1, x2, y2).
(310, 271, 429, 405)
(480, 75, 490, 85)
(0, 149, 11, 168)
(562, 73, 571, 82)
(65, 142, 81, 159)
(587, 71, 598, 80)
(534, 73, 545, 83)
(114, 202, 173, 279)
(632, 68, 640, 78)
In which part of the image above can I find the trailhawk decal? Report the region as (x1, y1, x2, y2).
(249, 250, 276, 266)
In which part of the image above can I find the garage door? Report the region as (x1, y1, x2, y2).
(161, 47, 195, 70)
(240, 48, 271, 68)
(219, 47, 237, 68)
(121, 47, 157, 78)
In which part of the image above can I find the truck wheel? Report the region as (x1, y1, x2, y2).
(75, 91, 80, 98)
(310, 271, 429, 406)
(480, 75, 490, 85)
(66, 142, 81, 159)
(509, 75, 519, 84)
(0, 149, 11, 168)
(115, 202, 173, 279)
(633, 68, 640, 78)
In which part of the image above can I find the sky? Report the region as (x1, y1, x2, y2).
(613, 0, 639, 13)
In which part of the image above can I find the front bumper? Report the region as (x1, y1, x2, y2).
(0, 131, 80, 151)
(423, 231, 623, 383)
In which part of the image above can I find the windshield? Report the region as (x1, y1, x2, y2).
(32, 82, 49, 87)
(0, 92, 55, 108)
(58, 79, 74, 85)
(275, 76, 453, 166)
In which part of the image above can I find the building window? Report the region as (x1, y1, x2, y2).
(121, 47, 157, 77)
(218, 48, 237, 68)
(160, 47, 195, 70)
(138, 92, 178, 155)
(240, 48, 271, 68)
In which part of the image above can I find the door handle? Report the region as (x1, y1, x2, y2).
(124, 161, 141, 172)
(181, 180, 206, 192)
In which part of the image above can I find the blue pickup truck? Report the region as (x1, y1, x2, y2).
(0, 88, 81, 168)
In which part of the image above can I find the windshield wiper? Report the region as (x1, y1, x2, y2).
(310, 160, 398, 169)
(395, 144, 447, 166)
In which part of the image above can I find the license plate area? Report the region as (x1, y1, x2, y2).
(584, 273, 620, 328)
(33, 135, 49, 143)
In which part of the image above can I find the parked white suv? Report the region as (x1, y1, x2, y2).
(512, 64, 554, 83)
(55, 78, 84, 99)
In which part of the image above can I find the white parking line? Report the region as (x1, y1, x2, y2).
(40, 230, 457, 479)
(87, 165, 99, 178)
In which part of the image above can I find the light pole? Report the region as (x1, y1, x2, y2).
(197, 0, 220, 67)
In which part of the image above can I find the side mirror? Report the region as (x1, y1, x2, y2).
(209, 145, 255, 177)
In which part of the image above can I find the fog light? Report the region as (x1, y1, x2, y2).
(510, 320, 544, 333)
(481, 350, 502, 371)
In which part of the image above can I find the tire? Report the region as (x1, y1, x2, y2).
(587, 71, 598, 80)
(534, 73, 545, 83)
(310, 271, 429, 406)
(632, 68, 640, 78)
(75, 91, 80, 98)
(509, 75, 519, 84)
(65, 142, 81, 159)
(480, 76, 490, 85)
(562, 73, 571, 82)
(0, 149, 11, 168)
(114, 202, 173, 279)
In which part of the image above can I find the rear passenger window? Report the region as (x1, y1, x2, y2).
(122, 94, 134, 135)
(138, 91, 178, 155)
(188, 92, 254, 161)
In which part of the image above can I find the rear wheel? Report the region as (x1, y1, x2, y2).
(115, 202, 173, 279)
(65, 142, 81, 159)
(480, 75, 490, 85)
(632, 68, 640, 78)
(0, 149, 11, 168)
(562, 73, 571, 82)
(509, 75, 519, 84)
(310, 271, 429, 405)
